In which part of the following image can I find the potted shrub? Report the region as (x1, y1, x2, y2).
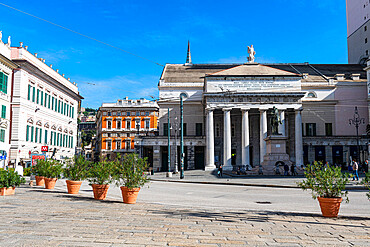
(361, 172, 370, 200)
(32, 160, 47, 186)
(0, 169, 26, 195)
(298, 161, 350, 217)
(64, 155, 89, 194)
(43, 160, 63, 189)
(114, 153, 150, 204)
(87, 159, 114, 200)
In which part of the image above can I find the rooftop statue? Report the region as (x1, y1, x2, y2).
(7, 36, 11, 47)
(0, 31, 2, 42)
(247, 45, 256, 63)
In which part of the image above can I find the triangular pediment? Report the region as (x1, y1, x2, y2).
(207, 64, 300, 77)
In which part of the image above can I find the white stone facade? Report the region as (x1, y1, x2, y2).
(0, 37, 17, 168)
(9, 46, 82, 164)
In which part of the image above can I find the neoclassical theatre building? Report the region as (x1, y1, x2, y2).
(143, 50, 369, 174)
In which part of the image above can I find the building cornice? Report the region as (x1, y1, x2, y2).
(0, 53, 18, 69)
(13, 60, 83, 101)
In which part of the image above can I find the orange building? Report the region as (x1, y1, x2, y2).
(96, 98, 158, 160)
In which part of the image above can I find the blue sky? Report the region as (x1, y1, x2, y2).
(0, 0, 347, 108)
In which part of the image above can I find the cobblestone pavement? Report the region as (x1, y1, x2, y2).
(1, 185, 369, 247)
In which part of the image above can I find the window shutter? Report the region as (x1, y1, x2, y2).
(0, 72, 3, 93)
(1, 105, 5, 119)
(26, 125, 29, 141)
(3, 74, 7, 94)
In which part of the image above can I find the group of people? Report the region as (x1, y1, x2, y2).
(283, 163, 297, 176)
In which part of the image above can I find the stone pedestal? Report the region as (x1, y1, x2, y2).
(257, 135, 292, 175)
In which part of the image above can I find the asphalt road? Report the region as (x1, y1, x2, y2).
(54, 179, 370, 217)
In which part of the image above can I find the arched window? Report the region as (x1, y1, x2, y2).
(307, 92, 317, 98)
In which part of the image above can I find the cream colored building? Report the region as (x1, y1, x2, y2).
(9, 43, 83, 164)
(146, 57, 368, 173)
(0, 34, 18, 168)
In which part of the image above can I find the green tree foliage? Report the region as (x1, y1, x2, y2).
(298, 161, 350, 202)
(113, 153, 150, 189)
(34, 159, 63, 179)
(64, 155, 90, 181)
(81, 130, 96, 150)
(361, 172, 370, 200)
(87, 159, 115, 185)
(0, 169, 25, 188)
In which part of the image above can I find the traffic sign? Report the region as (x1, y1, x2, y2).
(41, 146, 48, 152)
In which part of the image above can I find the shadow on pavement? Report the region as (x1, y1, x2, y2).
(147, 207, 370, 228)
(55, 193, 122, 204)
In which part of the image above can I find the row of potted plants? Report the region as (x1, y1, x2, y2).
(32, 153, 149, 204)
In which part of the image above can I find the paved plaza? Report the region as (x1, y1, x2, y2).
(0, 176, 369, 247)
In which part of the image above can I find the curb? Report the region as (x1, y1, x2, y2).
(150, 178, 368, 190)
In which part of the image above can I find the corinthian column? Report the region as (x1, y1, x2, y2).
(205, 108, 216, 171)
(223, 108, 232, 171)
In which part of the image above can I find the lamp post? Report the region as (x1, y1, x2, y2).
(349, 106, 365, 164)
(136, 122, 141, 157)
(180, 93, 187, 179)
(174, 116, 178, 174)
(166, 108, 172, 177)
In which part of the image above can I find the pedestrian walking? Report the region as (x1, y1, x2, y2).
(218, 164, 223, 177)
(291, 164, 297, 176)
(284, 163, 289, 176)
(352, 160, 359, 181)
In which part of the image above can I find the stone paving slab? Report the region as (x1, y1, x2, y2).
(1, 185, 369, 247)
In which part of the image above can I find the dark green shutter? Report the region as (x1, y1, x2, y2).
(1, 105, 5, 119)
(26, 125, 29, 141)
(2, 74, 7, 94)
(28, 85, 31, 100)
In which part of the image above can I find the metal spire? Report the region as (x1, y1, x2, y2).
(185, 40, 192, 65)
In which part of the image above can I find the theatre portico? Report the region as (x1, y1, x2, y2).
(203, 64, 306, 174)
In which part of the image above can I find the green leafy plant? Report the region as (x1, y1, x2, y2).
(87, 159, 114, 185)
(361, 172, 370, 200)
(23, 167, 31, 176)
(298, 161, 350, 202)
(43, 160, 63, 179)
(114, 153, 150, 189)
(31, 159, 48, 177)
(64, 155, 89, 181)
(0, 169, 26, 188)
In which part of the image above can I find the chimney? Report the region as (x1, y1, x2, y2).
(351, 74, 360, 80)
(335, 74, 345, 80)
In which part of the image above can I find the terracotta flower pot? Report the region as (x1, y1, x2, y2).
(44, 178, 58, 189)
(35, 176, 45, 186)
(120, 186, 140, 204)
(91, 184, 109, 200)
(66, 180, 82, 194)
(317, 197, 343, 218)
(0, 187, 15, 196)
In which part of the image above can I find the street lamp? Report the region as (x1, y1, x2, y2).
(180, 93, 187, 179)
(167, 108, 172, 177)
(173, 116, 179, 174)
(349, 106, 365, 164)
